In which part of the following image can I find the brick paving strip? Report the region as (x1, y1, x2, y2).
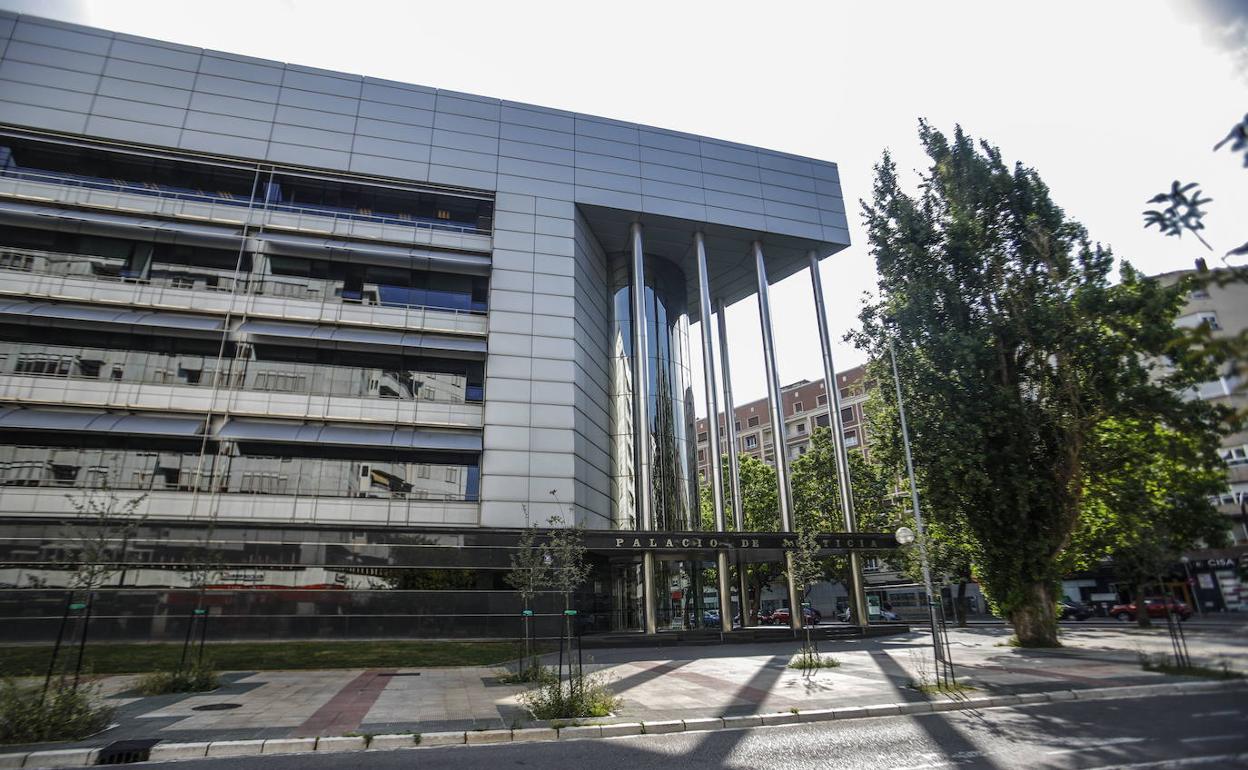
(4, 680, 1242, 768)
(295, 669, 396, 736)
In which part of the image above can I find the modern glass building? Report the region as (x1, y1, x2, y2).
(0, 12, 877, 641)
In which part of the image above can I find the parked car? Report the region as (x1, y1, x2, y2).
(769, 606, 822, 626)
(1109, 597, 1191, 622)
(1058, 599, 1092, 621)
(702, 610, 721, 626)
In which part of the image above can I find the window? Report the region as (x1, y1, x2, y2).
(844, 431, 859, 448)
(734, 421, 741, 431)
(747, 416, 760, 428)
(791, 422, 806, 435)
(840, 406, 855, 424)
(1223, 446, 1248, 466)
(816, 394, 827, 406)
(744, 435, 759, 450)
(697, 449, 706, 462)
(1190, 287, 1210, 299)
(864, 557, 880, 572)
(697, 431, 708, 443)
(793, 401, 803, 414)
(815, 414, 830, 428)
(445, 467, 458, 482)
(1200, 313, 1222, 330)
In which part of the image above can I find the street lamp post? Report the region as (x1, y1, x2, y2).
(888, 335, 955, 688)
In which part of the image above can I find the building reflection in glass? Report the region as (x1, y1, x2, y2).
(608, 255, 698, 532)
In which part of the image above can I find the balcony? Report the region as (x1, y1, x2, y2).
(0, 342, 484, 428)
(0, 168, 494, 254)
(0, 487, 478, 527)
(0, 247, 488, 337)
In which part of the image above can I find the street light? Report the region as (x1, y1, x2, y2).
(887, 331, 955, 688)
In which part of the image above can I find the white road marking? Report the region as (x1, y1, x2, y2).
(1191, 709, 1241, 718)
(1179, 733, 1241, 743)
(1045, 736, 1146, 754)
(1081, 753, 1248, 769)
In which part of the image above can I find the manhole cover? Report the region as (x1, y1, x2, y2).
(191, 703, 242, 711)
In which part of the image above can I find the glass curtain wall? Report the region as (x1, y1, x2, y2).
(608, 255, 698, 532)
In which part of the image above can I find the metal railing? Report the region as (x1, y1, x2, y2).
(0, 246, 488, 317)
(0, 166, 489, 235)
(0, 340, 482, 405)
(0, 445, 476, 501)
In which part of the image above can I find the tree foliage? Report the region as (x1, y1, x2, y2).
(852, 121, 1230, 646)
(1066, 417, 1229, 625)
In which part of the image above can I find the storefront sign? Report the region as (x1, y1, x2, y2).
(582, 531, 898, 552)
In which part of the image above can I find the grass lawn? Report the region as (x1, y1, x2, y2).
(0, 640, 540, 676)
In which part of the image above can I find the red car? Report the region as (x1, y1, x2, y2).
(1110, 598, 1191, 622)
(769, 606, 822, 626)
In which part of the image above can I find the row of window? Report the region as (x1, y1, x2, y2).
(696, 404, 859, 444)
(0, 339, 483, 405)
(1, 135, 494, 233)
(0, 445, 479, 501)
(0, 234, 490, 316)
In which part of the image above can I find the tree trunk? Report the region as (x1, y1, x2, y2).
(1008, 581, 1059, 647)
(955, 582, 969, 627)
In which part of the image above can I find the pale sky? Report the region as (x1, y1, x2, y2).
(4, 0, 1246, 411)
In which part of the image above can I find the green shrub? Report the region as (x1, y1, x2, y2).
(498, 662, 556, 685)
(520, 672, 618, 720)
(788, 646, 840, 670)
(0, 679, 115, 745)
(135, 662, 220, 695)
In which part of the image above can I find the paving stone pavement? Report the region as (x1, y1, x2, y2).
(4, 623, 1244, 755)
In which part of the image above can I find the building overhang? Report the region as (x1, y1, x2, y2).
(577, 204, 850, 324)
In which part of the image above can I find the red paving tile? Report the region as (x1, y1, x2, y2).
(295, 669, 396, 736)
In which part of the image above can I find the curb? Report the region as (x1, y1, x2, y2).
(6, 679, 1244, 768)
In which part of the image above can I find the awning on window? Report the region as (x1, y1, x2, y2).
(0, 200, 244, 247)
(218, 419, 481, 452)
(238, 320, 486, 358)
(259, 232, 491, 275)
(0, 406, 205, 436)
(0, 299, 223, 334)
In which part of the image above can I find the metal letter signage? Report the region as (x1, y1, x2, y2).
(579, 531, 898, 552)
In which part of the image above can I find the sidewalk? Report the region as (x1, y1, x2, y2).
(5, 624, 1245, 757)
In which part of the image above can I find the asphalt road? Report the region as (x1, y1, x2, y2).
(141, 690, 1248, 770)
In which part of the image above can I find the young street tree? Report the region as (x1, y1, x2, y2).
(505, 508, 551, 678)
(853, 122, 1231, 647)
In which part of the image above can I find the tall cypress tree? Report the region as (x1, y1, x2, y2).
(854, 122, 1229, 646)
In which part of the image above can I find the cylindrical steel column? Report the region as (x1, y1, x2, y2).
(754, 241, 802, 631)
(694, 233, 734, 633)
(715, 298, 752, 627)
(809, 251, 869, 626)
(631, 222, 658, 635)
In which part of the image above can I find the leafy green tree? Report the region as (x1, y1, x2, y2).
(853, 122, 1230, 646)
(700, 454, 780, 620)
(788, 427, 894, 595)
(861, 387, 980, 625)
(1065, 418, 1229, 626)
(791, 427, 893, 533)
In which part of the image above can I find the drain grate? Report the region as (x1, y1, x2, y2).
(97, 739, 160, 765)
(378, 672, 421, 677)
(191, 702, 242, 711)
